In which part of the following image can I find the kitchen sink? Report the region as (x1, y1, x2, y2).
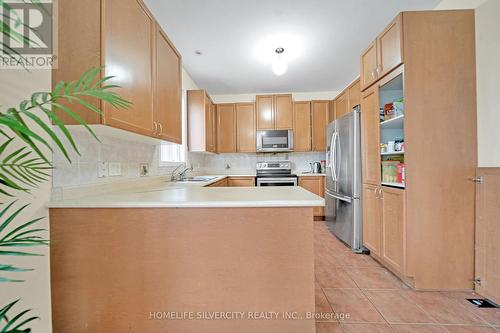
(175, 176, 218, 182)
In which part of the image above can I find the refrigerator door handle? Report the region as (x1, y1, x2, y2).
(331, 132, 338, 181)
(330, 133, 336, 181)
(325, 189, 352, 203)
(336, 131, 341, 182)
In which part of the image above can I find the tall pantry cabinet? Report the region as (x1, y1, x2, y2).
(360, 10, 477, 290)
(53, 0, 182, 143)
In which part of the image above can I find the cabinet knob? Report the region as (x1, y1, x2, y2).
(153, 122, 158, 135)
(158, 123, 163, 136)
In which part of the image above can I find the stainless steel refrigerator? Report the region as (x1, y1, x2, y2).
(325, 106, 364, 253)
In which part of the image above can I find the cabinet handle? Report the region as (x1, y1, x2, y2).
(376, 66, 381, 75)
(158, 123, 163, 136)
(379, 188, 384, 199)
(371, 70, 375, 79)
(153, 122, 158, 135)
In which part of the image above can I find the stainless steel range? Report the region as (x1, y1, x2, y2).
(256, 161, 297, 186)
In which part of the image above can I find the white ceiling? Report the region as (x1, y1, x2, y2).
(145, 0, 441, 94)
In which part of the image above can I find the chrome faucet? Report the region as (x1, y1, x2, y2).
(170, 163, 192, 181)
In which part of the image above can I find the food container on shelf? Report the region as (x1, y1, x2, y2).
(382, 160, 405, 185)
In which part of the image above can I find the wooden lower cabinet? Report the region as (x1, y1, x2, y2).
(227, 177, 255, 187)
(362, 184, 382, 256)
(208, 177, 255, 187)
(298, 176, 325, 218)
(363, 184, 405, 276)
(381, 187, 405, 274)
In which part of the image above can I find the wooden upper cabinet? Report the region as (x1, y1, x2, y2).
(360, 86, 381, 185)
(363, 184, 382, 256)
(274, 94, 293, 129)
(217, 104, 237, 153)
(154, 25, 182, 143)
(256, 95, 274, 130)
(236, 103, 256, 153)
(348, 79, 361, 109)
(381, 187, 406, 274)
(103, 0, 155, 136)
(328, 100, 336, 123)
(293, 102, 312, 152)
(377, 14, 403, 79)
(256, 94, 293, 130)
(187, 90, 215, 152)
(360, 40, 378, 91)
(54, 0, 182, 142)
(334, 91, 349, 119)
(311, 101, 329, 152)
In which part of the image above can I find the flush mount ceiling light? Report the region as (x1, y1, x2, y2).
(272, 47, 287, 76)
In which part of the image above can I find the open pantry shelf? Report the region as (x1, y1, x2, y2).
(380, 114, 404, 129)
(382, 182, 406, 189)
(381, 151, 404, 156)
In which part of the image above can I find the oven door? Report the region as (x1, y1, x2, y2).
(256, 177, 297, 186)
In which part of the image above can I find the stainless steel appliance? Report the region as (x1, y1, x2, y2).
(256, 161, 297, 186)
(310, 162, 322, 174)
(256, 130, 293, 152)
(325, 106, 365, 252)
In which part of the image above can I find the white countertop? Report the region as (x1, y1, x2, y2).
(48, 175, 325, 209)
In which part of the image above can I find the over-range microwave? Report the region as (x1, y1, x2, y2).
(256, 130, 294, 152)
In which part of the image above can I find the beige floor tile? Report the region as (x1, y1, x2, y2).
(402, 291, 487, 325)
(341, 323, 394, 332)
(316, 322, 344, 333)
(443, 326, 497, 333)
(316, 282, 336, 318)
(391, 324, 448, 332)
(316, 266, 358, 289)
(343, 266, 407, 290)
(364, 290, 436, 324)
(323, 288, 385, 323)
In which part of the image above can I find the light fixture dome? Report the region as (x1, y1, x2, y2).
(272, 47, 287, 76)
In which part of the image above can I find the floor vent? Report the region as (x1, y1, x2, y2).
(467, 298, 499, 308)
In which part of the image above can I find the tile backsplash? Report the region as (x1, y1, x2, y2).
(52, 128, 326, 192)
(52, 129, 174, 190)
(189, 151, 326, 173)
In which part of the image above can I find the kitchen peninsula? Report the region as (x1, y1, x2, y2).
(48, 178, 323, 333)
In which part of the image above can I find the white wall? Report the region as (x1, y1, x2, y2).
(475, 0, 500, 167)
(436, 0, 500, 167)
(0, 70, 52, 333)
(212, 91, 340, 104)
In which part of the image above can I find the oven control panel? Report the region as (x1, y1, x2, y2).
(256, 161, 292, 170)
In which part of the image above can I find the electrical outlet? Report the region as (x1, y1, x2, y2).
(140, 163, 149, 177)
(108, 162, 122, 176)
(98, 162, 108, 178)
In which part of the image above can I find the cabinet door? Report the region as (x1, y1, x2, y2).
(348, 79, 361, 109)
(329, 100, 336, 123)
(205, 97, 214, 152)
(236, 103, 256, 153)
(377, 14, 403, 78)
(256, 95, 274, 130)
(154, 26, 182, 143)
(299, 177, 325, 217)
(361, 86, 381, 185)
(311, 101, 329, 152)
(275, 94, 293, 129)
(360, 40, 378, 91)
(228, 177, 255, 187)
(381, 187, 405, 274)
(293, 101, 311, 152)
(217, 104, 236, 153)
(103, 0, 154, 136)
(335, 91, 349, 119)
(363, 184, 382, 256)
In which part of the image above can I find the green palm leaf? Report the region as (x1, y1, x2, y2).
(0, 202, 48, 283)
(0, 299, 38, 333)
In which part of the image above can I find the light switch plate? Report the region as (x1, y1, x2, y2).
(98, 162, 108, 178)
(108, 162, 121, 176)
